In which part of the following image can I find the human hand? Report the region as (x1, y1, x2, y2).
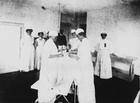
(58, 53, 64, 57)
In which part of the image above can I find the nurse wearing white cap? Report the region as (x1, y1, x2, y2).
(69, 29, 80, 52)
(75, 28, 84, 35)
(95, 33, 112, 79)
(74, 28, 96, 103)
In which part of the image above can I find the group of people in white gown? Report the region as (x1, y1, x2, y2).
(20, 27, 113, 103)
(20, 29, 46, 72)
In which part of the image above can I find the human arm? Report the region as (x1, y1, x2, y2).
(49, 53, 64, 58)
(68, 53, 80, 60)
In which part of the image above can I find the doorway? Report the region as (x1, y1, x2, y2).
(60, 12, 87, 43)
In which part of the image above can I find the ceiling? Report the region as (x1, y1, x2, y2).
(39, 0, 140, 12)
(40, 0, 121, 12)
(0, 0, 139, 12)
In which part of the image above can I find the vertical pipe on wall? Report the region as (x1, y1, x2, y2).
(58, 3, 61, 32)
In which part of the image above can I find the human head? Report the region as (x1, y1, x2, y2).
(101, 33, 107, 39)
(76, 28, 85, 41)
(76, 28, 84, 35)
(38, 32, 44, 38)
(71, 29, 76, 36)
(48, 31, 58, 40)
(26, 29, 33, 36)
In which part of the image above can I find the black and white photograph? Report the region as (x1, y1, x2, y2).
(0, 0, 139, 103)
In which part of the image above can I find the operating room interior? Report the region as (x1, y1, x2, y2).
(0, 0, 139, 103)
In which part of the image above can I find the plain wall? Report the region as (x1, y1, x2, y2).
(0, 0, 61, 37)
(0, 0, 61, 73)
(87, 4, 140, 58)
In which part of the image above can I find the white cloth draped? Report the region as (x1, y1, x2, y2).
(32, 38, 59, 102)
(31, 38, 79, 102)
(32, 55, 80, 101)
(31, 38, 96, 103)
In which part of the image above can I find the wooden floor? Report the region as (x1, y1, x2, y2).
(0, 70, 139, 103)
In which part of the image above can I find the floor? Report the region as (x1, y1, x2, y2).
(94, 76, 139, 103)
(0, 70, 139, 103)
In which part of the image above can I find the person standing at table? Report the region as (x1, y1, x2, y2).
(69, 28, 96, 103)
(20, 29, 35, 72)
(56, 29, 67, 52)
(95, 33, 112, 79)
(31, 31, 63, 103)
(35, 32, 45, 70)
(68, 29, 80, 54)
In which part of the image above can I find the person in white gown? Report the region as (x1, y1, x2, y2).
(68, 29, 80, 54)
(20, 29, 35, 72)
(31, 31, 63, 103)
(95, 33, 112, 79)
(35, 32, 45, 70)
(69, 28, 96, 103)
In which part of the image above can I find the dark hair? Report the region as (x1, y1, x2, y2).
(78, 32, 86, 37)
(26, 29, 33, 33)
(101, 33, 107, 37)
(60, 29, 64, 34)
(38, 32, 44, 36)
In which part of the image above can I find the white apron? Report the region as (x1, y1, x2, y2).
(95, 39, 112, 79)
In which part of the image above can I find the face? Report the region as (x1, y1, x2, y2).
(101, 35, 107, 39)
(77, 35, 82, 41)
(27, 31, 32, 36)
(71, 33, 76, 37)
(39, 34, 44, 38)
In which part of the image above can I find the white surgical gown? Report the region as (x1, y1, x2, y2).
(77, 38, 96, 103)
(20, 34, 35, 71)
(69, 37, 80, 50)
(35, 38, 45, 70)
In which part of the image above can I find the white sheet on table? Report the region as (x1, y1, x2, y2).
(113, 62, 130, 71)
(133, 59, 140, 76)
